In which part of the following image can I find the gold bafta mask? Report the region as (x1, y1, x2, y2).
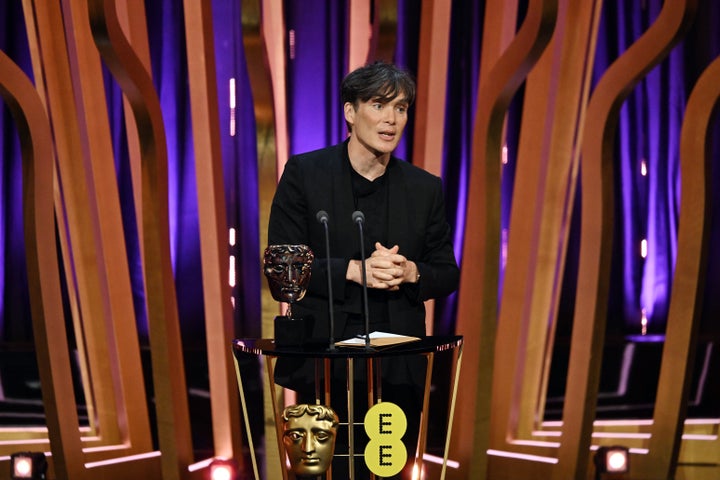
(263, 244, 314, 318)
(282, 403, 339, 476)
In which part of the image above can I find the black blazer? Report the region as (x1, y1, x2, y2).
(268, 140, 459, 342)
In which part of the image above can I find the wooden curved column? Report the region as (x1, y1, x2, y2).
(496, 0, 603, 446)
(242, 0, 288, 476)
(88, 1, 192, 478)
(453, 0, 558, 477)
(182, 0, 243, 462)
(636, 50, 720, 479)
(0, 51, 84, 480)
(31, 0, 153, 454)
(558, 0, 697, 478)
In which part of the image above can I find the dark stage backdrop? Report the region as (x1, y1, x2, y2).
(2, 1, 720, 348)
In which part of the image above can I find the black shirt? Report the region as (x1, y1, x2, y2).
(347, 158, 390, 330)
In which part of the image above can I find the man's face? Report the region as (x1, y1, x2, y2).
(263, 245, 313, 303)
(344, 95, 409, 156)
(283, 415, 337, 475)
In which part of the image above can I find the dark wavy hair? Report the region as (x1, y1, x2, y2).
(341, 61, 416, 131)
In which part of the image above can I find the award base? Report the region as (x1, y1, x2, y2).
(274, 316, 305, 347)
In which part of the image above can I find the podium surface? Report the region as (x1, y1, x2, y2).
(232, 336, 463, 479)
(233, 335, 462, 358)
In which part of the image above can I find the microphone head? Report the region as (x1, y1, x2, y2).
(352, 210, 365, 224)
(316, 210, 329, 224)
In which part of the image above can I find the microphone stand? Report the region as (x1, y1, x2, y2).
(352, 211, 372, 350)
(316, 210, 335, 351)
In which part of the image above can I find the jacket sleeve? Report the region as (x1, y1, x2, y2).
(268, 157, 307, 245)
(267, 156, 351, 303)
(409, 176, 460, 302)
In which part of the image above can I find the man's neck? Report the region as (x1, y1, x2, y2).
(347, 139, 390, 181)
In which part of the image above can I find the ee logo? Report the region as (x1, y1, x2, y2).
(364, 402, 407, 477)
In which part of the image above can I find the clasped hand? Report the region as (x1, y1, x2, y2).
(348, 242, 418, 291)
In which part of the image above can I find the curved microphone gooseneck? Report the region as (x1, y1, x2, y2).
(352, 210, 372, 350)
(316, 210, 335, 351)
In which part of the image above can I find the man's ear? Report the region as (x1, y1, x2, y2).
(343, 102, 355, 127)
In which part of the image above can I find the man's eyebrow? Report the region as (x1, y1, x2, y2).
(368, 96, 409, 106)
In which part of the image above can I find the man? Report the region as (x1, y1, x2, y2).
(282, 404, 339, 478)
(268, 61, 459, 478)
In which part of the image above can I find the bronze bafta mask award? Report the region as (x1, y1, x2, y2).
(263, 244, 314, 346)
(282, 404, 338, 477)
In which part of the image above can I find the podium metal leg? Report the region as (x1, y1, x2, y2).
(414, 352, 435, 476)
(367, 357, 376, 407)
(266, 357, 289, 480)
(232, 355, 261, 480)
(324, 358, 332, 406)
(314, 358, 323, 404)
(441, 343, 464, 479)
(370, 358, 378, 480)
(324, 358, 334, 480)
(347, 357, 355, 479)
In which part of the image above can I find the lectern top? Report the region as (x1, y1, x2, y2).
(232, 335, 463, 359)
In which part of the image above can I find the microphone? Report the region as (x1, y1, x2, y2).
(316, 210, 335, 350)
(352, 210, 372, 349)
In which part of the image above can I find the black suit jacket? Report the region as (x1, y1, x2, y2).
(268, 140, 459, 343)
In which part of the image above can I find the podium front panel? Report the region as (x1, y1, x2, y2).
(232, 336, 463, 479)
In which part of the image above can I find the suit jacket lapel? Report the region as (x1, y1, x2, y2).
(330, 142, 358, 258)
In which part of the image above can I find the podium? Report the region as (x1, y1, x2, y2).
(232, 336, 463, 479)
